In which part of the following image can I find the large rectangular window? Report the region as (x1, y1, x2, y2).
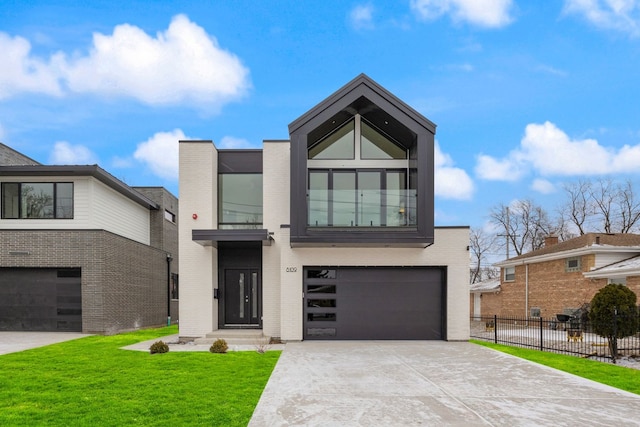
(218, 174, 263, 229)
(307, 170, 415, 227)
(1, 182, 74, 219)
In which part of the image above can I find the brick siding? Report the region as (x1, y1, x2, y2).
(0, 229, 169, 333)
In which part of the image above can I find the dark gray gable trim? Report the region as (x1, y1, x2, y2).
(289, 73, 436, 135)
(0, 165, 159, 209)
(192, 228, 272, 247)
(288, 74, 435, 246)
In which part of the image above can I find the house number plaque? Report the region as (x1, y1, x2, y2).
(285, 267, 297, 273)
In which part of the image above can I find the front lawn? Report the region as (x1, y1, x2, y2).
(0, 326, 280, 426)
(472, 339, 640, 395)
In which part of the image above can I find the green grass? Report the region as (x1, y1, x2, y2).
(472, 339, 640, 395)
(0, 326, 280, 426)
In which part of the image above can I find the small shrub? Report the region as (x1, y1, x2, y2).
(589, 283, 638, 362)
(209, 339, 228, 354)
(149, 340, 169, 354)
(254, 337, 270, 354)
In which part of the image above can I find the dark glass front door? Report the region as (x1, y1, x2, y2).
(224, 269, 260, 325)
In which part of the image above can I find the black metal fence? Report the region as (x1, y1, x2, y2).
(470, 313, 640, 363)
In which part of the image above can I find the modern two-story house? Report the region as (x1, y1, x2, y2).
(0, 143, 179, 333)
(179, 74, 469, 341)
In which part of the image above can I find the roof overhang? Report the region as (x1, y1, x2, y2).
(494, 245, 640, 268)
(192, 229, 273, 247)
(0, 165, 159, 209)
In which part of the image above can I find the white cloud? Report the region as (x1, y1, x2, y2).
(49, 141, 98, 165)
(218, 136, 256, 149)
(564, 0, 640, 37)
(531, 178, 556, 194)
(350, 4, 375, 29)
(475, 121, 640, 181)
(435, 141, 474, 199)
(410, 0, 514, 28)
(0, 15, 250, 110)
(133, 129, 187, 180)
(0, 33, 63, 99)
(475, 153, 526, 181)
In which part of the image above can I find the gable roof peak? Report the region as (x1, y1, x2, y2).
(288, 73, 436, 136)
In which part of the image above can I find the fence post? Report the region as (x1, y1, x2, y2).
(494, 314, 498, 344)
(539, 317, 543, 351)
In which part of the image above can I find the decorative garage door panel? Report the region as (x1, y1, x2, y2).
(304, 267, 444, 340)
(0, 268, 82, 332)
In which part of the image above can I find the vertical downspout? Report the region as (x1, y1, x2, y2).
(525, 263, 529, 318)
(167, 253, 173, 326)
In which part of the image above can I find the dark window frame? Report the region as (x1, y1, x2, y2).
(217, 172, 263, 229)
(289, 76, 435, 246)
(1, 182, 74, 219)
(307, 168, 412, 228)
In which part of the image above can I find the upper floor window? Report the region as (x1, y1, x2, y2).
(218, 174, 262, 229)
(308, 115, 407, 161)
(308, 169, 415, 227)
(565, 257, 581, 272)
(164, 209, 176, 223)
(504, 266, 515, 281)
(1, 182, 73, 219)
(309, 120, 355, 159)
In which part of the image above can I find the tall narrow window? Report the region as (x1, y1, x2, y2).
(386, 172, 408, 226)
(332, 172, 356, 226)
(358, 171, 381, 226)
(309, 171, 329, 226)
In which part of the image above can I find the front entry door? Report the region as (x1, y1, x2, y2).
(224, 269, 260, 326)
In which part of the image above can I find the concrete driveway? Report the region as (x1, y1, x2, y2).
(249, 341, 640, 426)
(0, 332, 89, 355)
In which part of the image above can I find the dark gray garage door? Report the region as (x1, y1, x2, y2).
(304, 267, 444, 340)
(0, 268, 82, 332)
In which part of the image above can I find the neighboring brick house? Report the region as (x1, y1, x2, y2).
(470, 277, 500, 319)
(0, 143, 179, 333)
(477, 233, 640, 319)
(179, 74, 470, 342)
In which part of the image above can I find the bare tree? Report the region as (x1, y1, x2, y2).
(590, 178, 616, 233)
(560, 179, 592, 235)
(469, 227, 499, 284)
(490, 200, 557, 257)
(617, 180, 640, 233)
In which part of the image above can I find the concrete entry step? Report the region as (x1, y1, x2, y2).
(194, 329, 270, 346)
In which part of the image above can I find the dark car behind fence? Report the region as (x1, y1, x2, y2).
(471, 312, 640, 363)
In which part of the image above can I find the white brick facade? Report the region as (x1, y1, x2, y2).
(179, 139, 470, 341)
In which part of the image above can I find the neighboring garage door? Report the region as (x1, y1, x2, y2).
(304, 267, 445, 340)
(0, 268, 82, 332)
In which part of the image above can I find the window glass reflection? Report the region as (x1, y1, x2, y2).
(218, 174, 263, 228)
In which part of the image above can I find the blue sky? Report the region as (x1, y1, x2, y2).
(2, 0, 640, 229)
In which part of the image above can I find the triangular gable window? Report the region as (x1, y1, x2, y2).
(361, 120, 407, 159)
(308, 120, 355, 159)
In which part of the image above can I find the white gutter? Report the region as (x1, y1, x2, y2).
(495, 245, 640, 268)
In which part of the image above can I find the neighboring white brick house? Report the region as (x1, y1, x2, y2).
(179, 74, 470, 341)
